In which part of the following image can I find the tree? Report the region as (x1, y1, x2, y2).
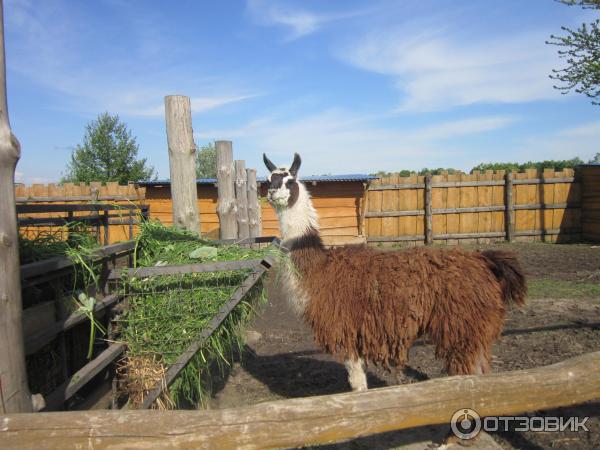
(195, 142, 217, 179)
(589, 152, 600, 163)
(63, 113, 155, 183)
(547, 1, 600, 105)
(472, 158, 584, 172)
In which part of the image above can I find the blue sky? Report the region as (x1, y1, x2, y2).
(5, 0, 600, 183)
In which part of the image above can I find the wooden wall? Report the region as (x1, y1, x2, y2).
(145, 181, 366, 246)
(366, 169, 581, 245)
(580, 165, 600, 242)
(16, 182, 147, 244)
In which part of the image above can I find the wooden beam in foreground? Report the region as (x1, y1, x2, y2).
(2, 351, 600, 449)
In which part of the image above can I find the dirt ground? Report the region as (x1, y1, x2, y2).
(210, 242, 600, 450)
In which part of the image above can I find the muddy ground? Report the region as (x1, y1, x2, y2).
(210, 242, 600, 450)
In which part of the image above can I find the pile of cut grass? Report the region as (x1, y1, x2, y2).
(118, 220, 270, 408)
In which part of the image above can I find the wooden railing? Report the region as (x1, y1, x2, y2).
(2, 351, 599, 449)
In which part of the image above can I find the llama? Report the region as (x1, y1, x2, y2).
(263, 153, 527, 391)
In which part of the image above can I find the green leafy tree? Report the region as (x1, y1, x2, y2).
(195, 143, 217, 179)
(471, 157, 584, 173)
(547, 0, 600, 105)
(63, 113, 155, 183)
(589, 152, 600, 163)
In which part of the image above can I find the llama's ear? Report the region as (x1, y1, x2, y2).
(263, 153, 277, 172)
(289, 153, 302, 177)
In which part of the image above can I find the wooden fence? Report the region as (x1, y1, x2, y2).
(15, 182, 147, 244)
(365, 168, 581, 245)
(2, 351, 599, 449)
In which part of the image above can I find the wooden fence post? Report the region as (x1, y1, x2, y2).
(424, 174, 433, 245)
(235, 160, 249, 239)
(0, 0, 33, 413)
(164, 95, 201, 235)
(216, 141, 237, 239)
(246, 169, 261, 238)
(505, 171, 514, 242)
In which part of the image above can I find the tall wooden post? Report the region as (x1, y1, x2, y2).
(505, 171, 514, 242)
(216, 141, 237, 239)
(424, 174, 433, 245)
(0, 0, 33, 413)
(246, 169, 261, 238)
(235, 160, 249, 239)
(164, 95, 200, 235)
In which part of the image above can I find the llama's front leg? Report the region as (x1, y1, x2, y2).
(344, 358, 367, 391)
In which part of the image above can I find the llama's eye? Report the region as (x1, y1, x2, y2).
(285, 179, 295, 188)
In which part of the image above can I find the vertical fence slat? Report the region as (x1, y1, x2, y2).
(505, 171, 514, 242)
(424, 174, 432, 245)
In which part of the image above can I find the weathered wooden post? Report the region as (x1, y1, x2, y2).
(216, 141, 237, 239)
(164, 95, 200, 235)
(235, 160, 249, 239)
(504, 171, 514, 242)
(0, 0, 33, 413)
(246, 168, 261, 238)
(424, 173, 433, 245)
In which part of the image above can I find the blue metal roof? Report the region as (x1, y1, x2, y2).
(139, 174, 376, 186)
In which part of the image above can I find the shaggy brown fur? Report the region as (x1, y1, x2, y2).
(288, 232, 527, 375)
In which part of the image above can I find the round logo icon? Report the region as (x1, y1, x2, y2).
(450, 408, 482, 440)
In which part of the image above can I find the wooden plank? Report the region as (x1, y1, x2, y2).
(42, 344, 125, 411)
(3, 352, 600, 449)
(369, 178, 572, 190)
(367, 235, 425, 242)
(25, 294, 122, 355)
(459, 173, 477, 236)
(505, 172, 514, 242)
(446, 173, 460, 236)
(401, 174, 418, 239)
(22, 301, 55, 339)
(108, 259, 262, 280)
(424, 174, 432, 244)
(246, 168, 261, 238)
(21, 241, 136, 280)
(381, 174, 399, 239)
(16, 203, 140, 213)
(431, 173, 446, 236)
(478, 170, 493, 239)
(139, 266, 268, 408)
(367, 178, 382, 237)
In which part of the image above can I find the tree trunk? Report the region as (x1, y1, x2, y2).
(216, 141, 237, 239)
(246, 168, 261, 238)
(0, 0, 33, 413)
(235, 160, 249, 239)
(164, 95, 200, 235)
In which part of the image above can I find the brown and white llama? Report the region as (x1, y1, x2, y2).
(263, 153, 527, 391)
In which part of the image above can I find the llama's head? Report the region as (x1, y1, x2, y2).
(263, 153, 302, 209)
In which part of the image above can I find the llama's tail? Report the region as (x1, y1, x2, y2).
(481, 250, 527, 307)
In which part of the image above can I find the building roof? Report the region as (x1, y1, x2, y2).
(139, 174, 377, 186)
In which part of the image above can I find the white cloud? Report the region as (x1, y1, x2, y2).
(199, 110, 517, 174)
(5, 0, 257, 118)
(247, 0, 371, 41)
(339, 27, 561, 112)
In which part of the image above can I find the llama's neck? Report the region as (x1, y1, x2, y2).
(276, 182, 320, 244)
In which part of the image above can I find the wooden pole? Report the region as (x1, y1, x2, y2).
(216, 141, 237, 239)
(0, 0, 33, 413)
(246, 168, 261, 238)
(505, 171, 514, 242)
(2, 351, 600, 449)
(164, 95, 200, 235)
(235, 160, 249, 239)
(424, 173, 433, 245)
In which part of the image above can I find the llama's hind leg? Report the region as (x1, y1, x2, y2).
(446, 346, 492, 376)
(344, 358, 367, 391)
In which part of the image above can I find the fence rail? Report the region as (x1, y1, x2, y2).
(366, 169, 581, 244)
(3, 351, 599, 449)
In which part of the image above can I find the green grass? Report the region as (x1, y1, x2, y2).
(118, 220, 271, 408)
(528, 279, 600, 300)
